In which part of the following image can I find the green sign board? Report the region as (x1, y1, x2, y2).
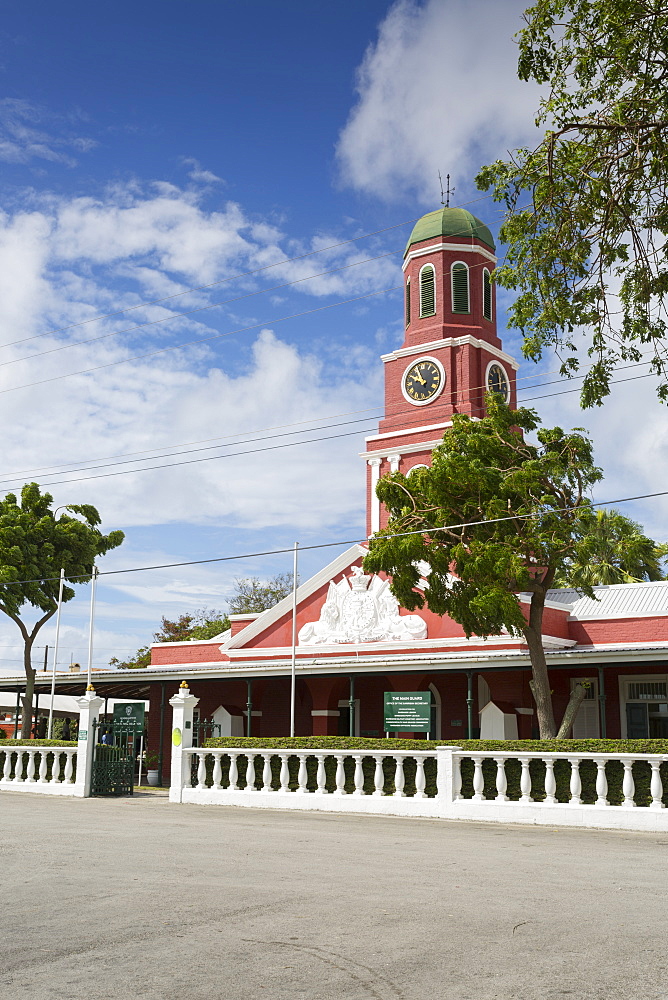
(384, 692, 432, 732)
(113, 703, 145, 733)
(78, 729, 87, 741)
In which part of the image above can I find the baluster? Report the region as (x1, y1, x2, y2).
(494, 758, 508, 802)
(394, 757, 405, 798)
(453, 756, 462, 801)
(519, 757, 533, 803)
(38, 752, 48, 784)
(260, 753, 272, 792)
(248, 754, 259, 791)
(334, 754, 346, 796)
(295, 754, 308, 794)
(595, 759, 609, 806)
(26, 750, 36, 783)
(228, 752, 239, 790)
(64, 751, 74, 784)
(622, 760, 636, 808)
(569, 758, 582, 805)
(212, 753, 223, 790)
(414, 756, 427, 799)
(472, 758, 485, 801)
(197, 753, 207, 790)
(353, 756, 365, 796)
(315, 753, 327, 795)
(279, 753, 290, 792)
(181, 751, 192, 788)
(3, 750, 12, 781)
(50, 750, 62, 784)
(649, 761, 664, 810)
(543, 759, 557, 804)
(373, 756, 384, 796)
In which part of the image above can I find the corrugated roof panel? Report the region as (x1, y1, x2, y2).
(559, 581, 668, 619)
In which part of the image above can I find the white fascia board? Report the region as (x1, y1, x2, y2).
(360, 438, 445, 459)
(569, 611, 668, 622)
(365, 421, 452, 443)
(151, 637, 228, 648)
(225, 543, 369, 649)
(402, 242, 497, 269)
(228, 613, 262, 621)
(517, 595, 576, 613)
(381, 336, 519, 371)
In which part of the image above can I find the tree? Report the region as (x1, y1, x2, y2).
(0, 483, 124, 738)
(476, 0, 668, 407)
(112, 573, 295, 668)
(362, 395, 644, 738)
(228, 573, 295, 614)
(552, 508, 668, 587)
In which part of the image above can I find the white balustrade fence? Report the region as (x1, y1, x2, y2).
(0, 746, 78, 796)
(171, 745, 668, 831)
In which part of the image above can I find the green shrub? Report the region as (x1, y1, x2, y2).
(199, 737, 668, 805)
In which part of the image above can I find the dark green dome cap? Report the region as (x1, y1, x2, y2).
(405, 207, 495, 254)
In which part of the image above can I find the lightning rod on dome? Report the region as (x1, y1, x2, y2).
(438, 171, 455, 208)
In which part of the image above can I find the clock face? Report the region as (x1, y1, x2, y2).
(403, 358, 444, 404)
(487, 362, 509, 401)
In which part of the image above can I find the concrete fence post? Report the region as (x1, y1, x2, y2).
(169, 682, 199, 803)
(73, 688, 104, 798)
(436, 745, 461, 817)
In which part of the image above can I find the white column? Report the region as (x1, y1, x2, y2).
(73, 688, 104, 798)
(367, 458, 382, 534)
(387, 453, 401, 473)
(169, 682, 200, 803)
(436, 746, 461, 814)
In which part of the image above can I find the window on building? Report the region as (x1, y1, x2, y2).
(571, 678, 599, 738)
(483, 268, 492, 321)
(451, 262, 470, 313)
(405, 277, 411, 326)
(419, 264, 435, 317)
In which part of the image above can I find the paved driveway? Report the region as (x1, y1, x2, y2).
(2, 790, 667, 999)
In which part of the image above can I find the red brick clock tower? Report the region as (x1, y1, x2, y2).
(362, 206, 519, 534)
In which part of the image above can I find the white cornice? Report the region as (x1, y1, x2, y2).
(360, 439, 444, 459)
(402, 242, 497, 269)
(381, 336, 519, 370)
(365, 421, 452, 443)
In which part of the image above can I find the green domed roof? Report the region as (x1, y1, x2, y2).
(405, 207, 495, 254)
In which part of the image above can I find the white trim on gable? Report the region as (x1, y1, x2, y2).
(225, 543, 369, 650)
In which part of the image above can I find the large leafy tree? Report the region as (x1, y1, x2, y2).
(362, 396, 662, 738)
(112, 573, 296, 669)
(553, 508, 668, 587)
(0, 483, 124, 738)
(476, 0, 668, 406)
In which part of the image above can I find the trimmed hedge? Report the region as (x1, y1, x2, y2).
(1, 739, 77, 747)
(199, 737, 668, 806)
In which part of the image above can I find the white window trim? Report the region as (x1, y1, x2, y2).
(419, 262, 436, 318)
(450, 260, 470, 314)
(482, 267, 492, 322)
(618, 673, 668, 737)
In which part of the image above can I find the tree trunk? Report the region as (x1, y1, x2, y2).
(524, 588, 557, 739)
(21, 656, 36, 740)
(555, 682, 588, 739)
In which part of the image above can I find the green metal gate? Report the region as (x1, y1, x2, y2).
(91, 720, 136, 796)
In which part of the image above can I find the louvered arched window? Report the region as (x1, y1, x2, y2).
(483, 268, 492, 321)
(451, 262, 470, 314)
(405, 277, 411, 327)
(419, 264, 435, 317)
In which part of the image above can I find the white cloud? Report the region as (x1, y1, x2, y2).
(0, 99, 96, 167)
(336, 0, 541, 203)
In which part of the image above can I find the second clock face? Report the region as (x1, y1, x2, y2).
(403, 358, 444, 404)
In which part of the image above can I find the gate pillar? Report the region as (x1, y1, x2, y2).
(73, 687, 104, 798)
(169, 682, 199, 803)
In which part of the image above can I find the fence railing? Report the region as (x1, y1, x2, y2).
(172, 745, 668, 831)
(0, 746, 78, 795)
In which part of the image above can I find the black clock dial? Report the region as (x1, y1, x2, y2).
(487, 363, 509, 401)
(404, 359, 443, 403)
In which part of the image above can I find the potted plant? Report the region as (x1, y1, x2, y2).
(144, 750, 161, 786)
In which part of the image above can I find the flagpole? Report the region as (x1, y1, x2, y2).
(289, 542, 299, 738)
(47, 568, 65, 739)
(86, 565, 99, 690)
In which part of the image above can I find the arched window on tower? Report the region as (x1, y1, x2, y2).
(482, 268, 492, 321)
(419, 264, 435, 317)
(451, 262, 470, 314)
(405, 277, 411, 326)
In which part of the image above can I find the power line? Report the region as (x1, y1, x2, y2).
(1, 486, 667, 591)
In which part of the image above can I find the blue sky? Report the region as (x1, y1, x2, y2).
(0, 0, 666, 675)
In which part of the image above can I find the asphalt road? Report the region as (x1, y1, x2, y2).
(2, 789, 667, 1000)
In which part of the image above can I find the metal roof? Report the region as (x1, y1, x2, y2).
(546, 580, 668, 620)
